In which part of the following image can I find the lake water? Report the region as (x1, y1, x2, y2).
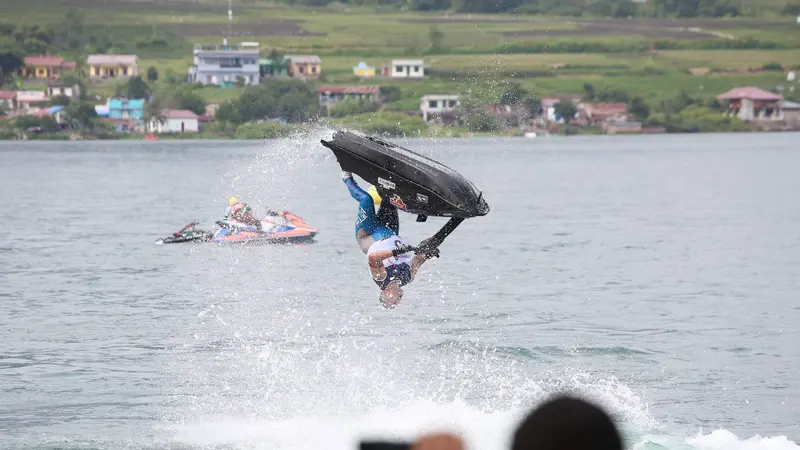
(1, 131, 799, 450)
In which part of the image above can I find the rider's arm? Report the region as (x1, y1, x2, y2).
(367, 251, 391, 280)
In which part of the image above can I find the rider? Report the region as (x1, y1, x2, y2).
(341, 171, 437, 309)
(224, 197, 262, 232)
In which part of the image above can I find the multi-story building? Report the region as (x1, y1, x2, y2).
(188, 42, 260, 86)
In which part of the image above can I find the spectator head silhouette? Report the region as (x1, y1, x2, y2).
(512, 394, 623, 450)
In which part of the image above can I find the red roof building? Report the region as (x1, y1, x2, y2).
(579, 102, 630, 124)
(717, 87, 782, 101)
(717, 87, 783, 122)
(20, 56, 77, 79)
(0, 90, 15, 111)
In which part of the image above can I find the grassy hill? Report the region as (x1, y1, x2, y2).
(3, 0, 800, 117)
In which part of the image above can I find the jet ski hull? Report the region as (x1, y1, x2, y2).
(320, 130, 489, 219)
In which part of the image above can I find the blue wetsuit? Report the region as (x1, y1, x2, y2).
(344, 177, 399, 241)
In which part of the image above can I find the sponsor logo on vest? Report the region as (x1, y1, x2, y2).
(378, 177, 396, 190)
(416, 193, 428, 203)
(389, 194, 406, 210)
(356, 207, 367, 225)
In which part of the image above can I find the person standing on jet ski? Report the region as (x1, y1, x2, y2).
(341, 171, 437, 309)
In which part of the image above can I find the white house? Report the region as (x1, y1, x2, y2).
(420, 94, 460, 122)
(383, 59, 425, 79)
(15, 91, 48, 115)
(46, 83, 81, 99)
(150, 109, 199, 133)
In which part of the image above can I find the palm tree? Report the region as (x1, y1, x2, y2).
(144, 97, 166, 133)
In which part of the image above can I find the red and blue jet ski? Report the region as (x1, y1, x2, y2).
(155, 211, 318, 245)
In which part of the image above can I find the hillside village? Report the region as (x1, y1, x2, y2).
(2, 4, 800, 139)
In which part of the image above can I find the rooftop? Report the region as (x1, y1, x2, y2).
(0, 90, 15, 100)
(16, 91, 48, 102)
(318, 85, 380, 94)
(163, 109, 199, 119)
(194, 43, 259, 52)
(582, 102, 628, 115)
(88, 55, 138, 66)
(286, 55, 321, 64)
(717, 87, 782, 101)
(24, 56, 64, 67)
(422, 94, 460, 100)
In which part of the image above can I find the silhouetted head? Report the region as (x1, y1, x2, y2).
(379, 281, 404, 308)
(512, 395, 622, 450)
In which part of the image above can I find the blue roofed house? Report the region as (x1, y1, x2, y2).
(107, 98, 145, 132)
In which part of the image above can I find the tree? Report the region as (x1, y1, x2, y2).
(146, 66, 159, 83)
(65, 101, 98, 129)
(783, 3, 800, 16)
(0, 49, 24, 85)
(278, 90, 319, 123)
(428, 25, 444, 52)
(39, 115, 60, 132)
(500, 82, 527, 105)
(123, 75, 151, 99)
(628, 97, 650, 120)
(660, 90, 699, 114)
(51, 95, 71, 107)
(329, 98, 380, 118)
(215, 100, 242, 125)
(522, 96, 543, 118)
(15, 115, 41, 130)
(144, 97, 166, 130)
(22, 38, 48, 55)
(597, 88, 630, 103)
(174, 90, 206, 115)
(583, 83, 596, 100)
(613, 0, 638, 17)
(553, 101, 577, 124)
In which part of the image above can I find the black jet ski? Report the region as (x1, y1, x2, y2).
(320, 130, 489, 255)
(156, 222, 212, 244)
(320, 130, 489, 220)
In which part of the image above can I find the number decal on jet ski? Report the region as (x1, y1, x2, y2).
(389, 194, 407, 210)
(378, 177, 396, 190)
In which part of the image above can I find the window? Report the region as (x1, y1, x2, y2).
(311, 66, 317, 73)
(448, 100, 457, 107)
(299, 66, 305, 73)
(429, 100, 438, 108)
(413, 66, 419, 72)
(395, 65, 403, 72)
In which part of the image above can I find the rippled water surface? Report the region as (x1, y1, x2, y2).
(1, 132, 799, 450)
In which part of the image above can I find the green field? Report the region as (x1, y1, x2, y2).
(5, 0, 800, 117)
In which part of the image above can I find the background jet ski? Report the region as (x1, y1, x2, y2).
(155, 211, 318, 245)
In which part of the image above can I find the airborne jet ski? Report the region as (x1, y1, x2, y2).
(321, 130, 489, 220)
(320, 130, 489, 254)
(155, 211, 318, 245)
